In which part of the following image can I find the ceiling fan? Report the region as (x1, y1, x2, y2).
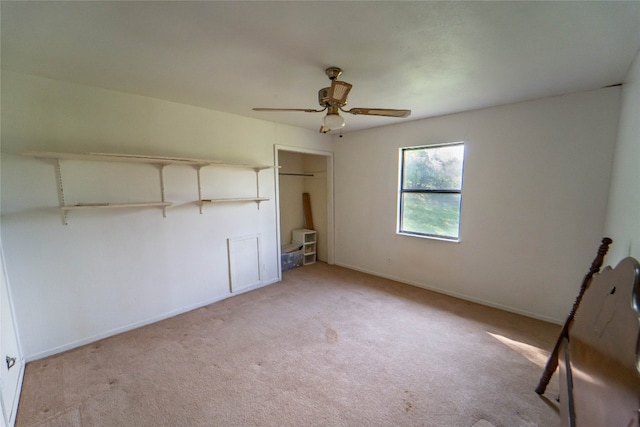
(253, 67, 411, 133)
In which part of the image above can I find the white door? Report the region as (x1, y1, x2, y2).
(228, 234, 262, 293)
(0, 244, 23, 427)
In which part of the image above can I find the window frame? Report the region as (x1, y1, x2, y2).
(397, 142, 465, 242)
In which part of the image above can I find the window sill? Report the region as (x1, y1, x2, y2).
(396, 231, 460, 243)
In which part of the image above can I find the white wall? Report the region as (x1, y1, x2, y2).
(604, 49, 640, 264)
(333, 88, 621, 323)
(0, 71, 331, 360)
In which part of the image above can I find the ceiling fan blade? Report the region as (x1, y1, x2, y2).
(253, 107, 325, 113)
(344, 108, 411, 118)
(328, 80, 352, 104)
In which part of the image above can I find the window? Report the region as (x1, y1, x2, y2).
(398, 143, 465, 240)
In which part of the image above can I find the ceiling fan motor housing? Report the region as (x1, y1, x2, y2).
(318, 87, 332, 107)
(319, 67, 349, 107)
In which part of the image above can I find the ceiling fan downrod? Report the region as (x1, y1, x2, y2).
(325, 67, 342, 81)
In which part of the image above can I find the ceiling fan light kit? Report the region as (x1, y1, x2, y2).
(322, 112, 345, 133)
(253, 67, 411, 133)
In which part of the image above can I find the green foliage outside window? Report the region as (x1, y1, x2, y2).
(399, 143, 465, 240)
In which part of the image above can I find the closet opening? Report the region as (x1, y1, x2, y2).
(274, 146, 334, 279)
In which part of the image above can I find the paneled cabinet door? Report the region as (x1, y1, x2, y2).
(1, 246, 23, 427)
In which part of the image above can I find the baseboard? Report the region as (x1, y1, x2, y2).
(334, 262, 563, 325)
(25, 277, 281, 362)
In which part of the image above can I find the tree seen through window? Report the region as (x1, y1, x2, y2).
(398, 143, 465, 240)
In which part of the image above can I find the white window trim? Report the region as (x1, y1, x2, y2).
(396, 142, 465, 242)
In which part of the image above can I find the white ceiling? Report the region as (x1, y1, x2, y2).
(2, 1, 639, 133)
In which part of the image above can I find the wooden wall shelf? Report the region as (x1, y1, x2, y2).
(200, 198, 270, 204)
(23, 150, 275, 170)
(23, 150, 277, 224)
(61, 201, 173, 210)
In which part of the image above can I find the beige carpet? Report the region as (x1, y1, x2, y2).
(16, 263, 560, 427)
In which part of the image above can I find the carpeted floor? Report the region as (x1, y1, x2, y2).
(16, 262, 560, 427)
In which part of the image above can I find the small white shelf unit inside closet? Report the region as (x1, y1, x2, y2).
(23, 150, 277, 224)
(292, 229, 316, 265)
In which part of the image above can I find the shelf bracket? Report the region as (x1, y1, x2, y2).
(159, 164, 167, 218)
(55, 159, 68, 225)
(254, 168, 261, 210)
(196, 166, 203, 214)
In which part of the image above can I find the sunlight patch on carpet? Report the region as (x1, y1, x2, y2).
(487, 332, 548, 367)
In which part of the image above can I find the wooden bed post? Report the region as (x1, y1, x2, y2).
(534, 237, 613, 395)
